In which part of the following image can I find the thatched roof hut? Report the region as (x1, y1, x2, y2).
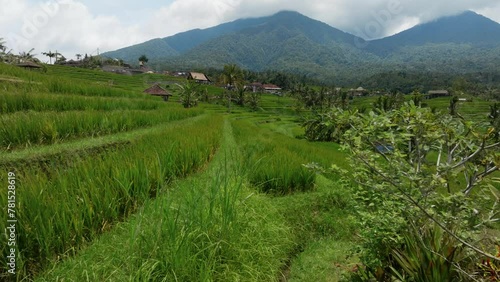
(187, 72, 211, 83)
(16, 61, 42, 69)
(144, 84, 172, 101)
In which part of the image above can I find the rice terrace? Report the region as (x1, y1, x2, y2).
(1, 3, 500, 282)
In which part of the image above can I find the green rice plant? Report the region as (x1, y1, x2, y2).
(0, 107, 203, 150)
(0, 92, 163, 114)
(248, 147, 316, 194)
(35, 120, 293, 281)
(0, 62, 47, 82)
(128, 173, 292, 281)
(0, 115, 223, 279)
(0, 62, 164, 100)
(46, 79, 148, 99)
(232, 119, 315, 194)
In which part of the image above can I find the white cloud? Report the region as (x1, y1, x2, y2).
(213, 0, 500, 39)
(1, 0, 499, 60)
(1, 0, 147, 61)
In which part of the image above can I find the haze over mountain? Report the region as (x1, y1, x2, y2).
(103, 10, 500, 82)
(366, 11, 500, 56)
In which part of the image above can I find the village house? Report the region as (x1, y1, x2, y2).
(262, 84, 282, 94)
(246, 82, 263, 93)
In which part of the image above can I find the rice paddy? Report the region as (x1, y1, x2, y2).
(1, 63, 494, 281)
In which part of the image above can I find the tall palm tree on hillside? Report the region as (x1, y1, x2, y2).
(42, 51, 56, 64)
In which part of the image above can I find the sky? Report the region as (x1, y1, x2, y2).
(1, 0, 499, 62)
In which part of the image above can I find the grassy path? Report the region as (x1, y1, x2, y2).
(37, 117, 293, 281)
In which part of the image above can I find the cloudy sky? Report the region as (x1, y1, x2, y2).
(1, 0, 499, 62)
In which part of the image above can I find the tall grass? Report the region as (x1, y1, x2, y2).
(0, 92, 163, 114)
(232, 119, 316, 194)
(0, 115, 223, 279)
(47, 79, 145, 99)
(0, 108, 202, 150)
(126, 172, 292, 281)
(36, 118, 294, 282)
(0, 62, 159, 99)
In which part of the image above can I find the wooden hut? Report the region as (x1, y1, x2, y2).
(16, 61, 42, 70)
(144, 84, 172, 101)
(187, 72, 211, 84)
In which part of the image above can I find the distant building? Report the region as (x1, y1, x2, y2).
(58, 60, 83, 67)
(143, 84, 172, 101)
(262, 84, 282, 94)
(187, 72, 211, 84)
(350, 87, 367, 97)
(426, 90, 450, 99)
(246, 82, 263, 93)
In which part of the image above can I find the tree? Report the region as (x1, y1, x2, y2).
(245, 91, 261, 111)
(18, 48, 37, 63)
(42, 51, 56, 64)
(0, 38, 7, 62)
(489, 103, 500, 142)
(234, 84, 246, 106)
(221, 64, 243, 89)
(138, 54, 149, 66)
(177, 80, 199, 108)
(308, 102, 500, 279)
(0, 38, 6, 53)
(373, 92, 404, 111)
(75, 54, 82, 61)
(220, 64, 245, 110)
(55, 53, 66, 64)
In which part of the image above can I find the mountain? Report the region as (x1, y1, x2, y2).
(106, 38, 179, 62)
(155, 11, 378, 76)
(103, 10, 500, 83)
(366, 11, 500, 56)
(104, 12, 306, 62)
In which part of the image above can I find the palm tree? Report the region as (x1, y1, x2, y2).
(42, 51, 56, 64)
(177, 80, 199, 108)
(75, 54, 82, 61)
(0, 38, 6, 53)
(234, 83, 246, 106)
(221, 64, 243, 89)
(246, 91, 261, 111)
(18, 48, 36, 63)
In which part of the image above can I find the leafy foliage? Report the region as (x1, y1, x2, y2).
(138, 54, 149, 64)
(307, 102, 500, 280)
(390, 224, 472, 282)
(490, 103, 500, 141)
(177, 80, 200, 108)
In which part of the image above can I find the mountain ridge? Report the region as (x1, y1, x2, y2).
(102, 10, 500, 83)
(366, 10, 500, 56)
